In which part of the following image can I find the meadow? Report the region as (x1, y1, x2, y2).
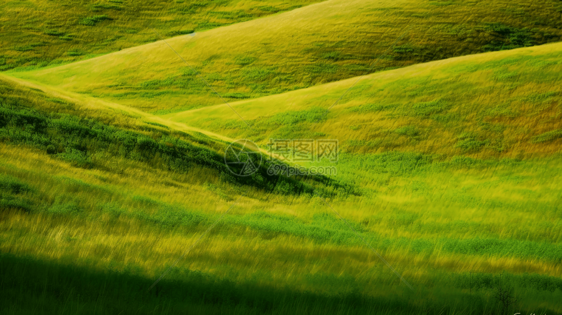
(3, 137, 562, 314)
(0, 0, 323, 71)
(166, 42, 562, 159)
(11, 0, 562, 112)
(1, 0, 562, 314)
(2, 71, 562, 313)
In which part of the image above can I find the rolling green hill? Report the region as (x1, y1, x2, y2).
(0, 74, 336, 197)
(2, 71, 562, 314)
(2, 1, 562, 314)
(11, 0, 562, 113)
(0, 0, 323, 70)
(165, 42, 562, 159)
(3, 46, 562, 313)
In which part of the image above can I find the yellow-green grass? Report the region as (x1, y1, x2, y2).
(3, 28, 562, 314)
(0, 72, 294, 167)
(2, 138, 562, 313)
(12, 0, 562, 113)
(165, 42, 562, 159)
(0, 73, 342, 202)
(0, 72, 241, 145)
(2, 80, 562, 313)
(0, 0, 323, 71)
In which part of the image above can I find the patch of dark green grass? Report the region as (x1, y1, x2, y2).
(240, 67, 275, 82)
(47, 201, 83, 216)
(56, 148, 93, 168)
(0, 196, 34, 212)
(13, 42, 46, 52)
(482, 23, 536, 52)
(59, 34, 74, 41)
(66, 49, 83, 56)
(455, 133, 488, 153)
(0, 80, 342, 198)
(223, 92, 252, 99)
(320, 51, 351, 61)
(0, 174, 34, 195)
(166, 29, 195, 37)
(305, 63, 339, 74)
(79, 15, 112, 26)
(0, 174, 37, 212)
(395, 125, 420, 138)
(412, 99, 449, 117)
(532, 129, 562, 143)
(43, 30, 65, 36)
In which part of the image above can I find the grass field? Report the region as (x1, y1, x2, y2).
(0, 0, 323, 71)
(2, 89, 562, 314)
(165, 42, 562, 159)
(1, 0, 562, 314)
(11, 0, 562, 112)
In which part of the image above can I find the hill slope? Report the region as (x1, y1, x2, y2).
(12, 0, 562, 113)
(0, 74, 340, 198)
(2, 1, 562, 314)
(165, 42, 562, 159)
(0, 0, 323, 70)
(2, 71, 562, 314)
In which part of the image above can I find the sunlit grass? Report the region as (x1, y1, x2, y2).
(2, 43, 562, 313)
(11, 0, 562, 112)
(166, 43, 562, 159)
(2, 1, 562, 313)
(0, 0, 323, 71)
(2, 139, 562, 313)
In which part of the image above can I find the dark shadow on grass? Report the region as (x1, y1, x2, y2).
(0, 253, 427, 315)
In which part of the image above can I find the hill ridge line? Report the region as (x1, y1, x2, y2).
(164, 41, 562, 120)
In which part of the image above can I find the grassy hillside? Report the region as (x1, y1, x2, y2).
(11, 0, 562, 113)
(166, 42, 562, 159)
(2, 72, 562, 314)
(0, 0, 323, 71)
(2, 1, 562, 314)
(0, 75, 338, 196)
